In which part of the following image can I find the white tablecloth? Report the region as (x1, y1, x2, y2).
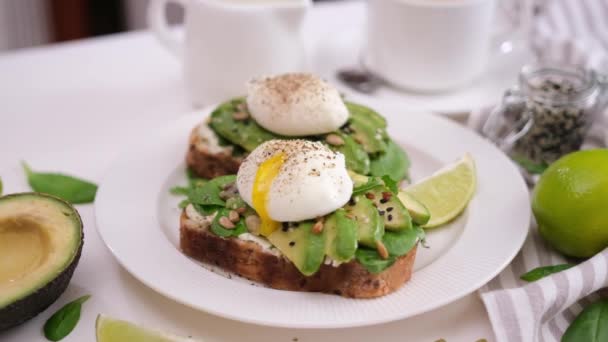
(0, 2, 494, 341)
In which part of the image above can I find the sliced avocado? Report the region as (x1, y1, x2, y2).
(267, 221, 326, 276)
(345, 195, 384, 248)
(208, 98, 281, 152)
(348, 171, 369, 188)
(324, 209, 357, 263)
(345, 102, 387, 129)
(0, 193, 83, 331)
(367, 187, 413, 231)
(369, 140, 411, 182)
(345, 102, 388, 155)
(326, 133, 370, 175)
(397, 191, 431, 226)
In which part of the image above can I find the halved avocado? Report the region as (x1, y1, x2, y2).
(0, 193, 83, 331)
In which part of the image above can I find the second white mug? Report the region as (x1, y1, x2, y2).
(365, 0, 531, 92)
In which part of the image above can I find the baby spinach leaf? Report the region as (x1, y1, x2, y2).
(355, 248, 397, 274)
(186, 168, 208, 187)
(352, 177, 383, 195)
(383, 226, 424, 256)
(170, 186, 190, 196)
(381, 175, 398, 194)
(520, 264, 574, 282)
(210, 209, 247, 237)
(22, 163, 97, 204)
(563, 299, 608, 342)
(178, 199, 190, 209)
(43, 295, 90, 341)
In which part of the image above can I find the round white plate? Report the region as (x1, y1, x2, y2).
(95, 104, 530, 329)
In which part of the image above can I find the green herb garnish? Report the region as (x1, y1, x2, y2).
(563, 299, 608, 341)
(22, 162, 97, 204)
(352, 177, 383, 195)
(381, 175, 398, 194)
(520, 264, 574, 282)
(43, 295, 90, 341)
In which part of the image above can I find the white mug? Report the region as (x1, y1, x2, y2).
(365, 0, 532, 92)
(148, 0, 310, 107)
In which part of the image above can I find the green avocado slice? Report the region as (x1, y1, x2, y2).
(267, 222, 326, 276)
(324, 209, 358, 263)
(326, 133, 370, 175)
(0, 193, 83, 331)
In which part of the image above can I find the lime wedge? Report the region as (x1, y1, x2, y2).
(405, 153, 476, 228)
(96, 315, 199, 342)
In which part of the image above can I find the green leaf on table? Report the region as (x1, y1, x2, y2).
(512, 155, 548, 175)
(43, 295, 91, 341)
(563, 299, 608, 342)
(381, 175, 398, 194)
(520, 264, 574, 282)
(22, 162, 97, 204)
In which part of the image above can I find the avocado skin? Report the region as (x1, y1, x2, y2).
(0, 193, 84, 332)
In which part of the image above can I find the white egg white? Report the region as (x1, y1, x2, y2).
(246, 73, 349, 136)
(236, 140, 353, 222)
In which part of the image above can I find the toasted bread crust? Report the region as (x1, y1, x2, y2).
(180, 212, 416, 298)
(186, 125, 243, 179)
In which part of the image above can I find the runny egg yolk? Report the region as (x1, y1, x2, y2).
(252, 153, 285, 236)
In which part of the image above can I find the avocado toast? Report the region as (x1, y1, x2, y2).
(178, 140, 426, 298)
(186, 73, 410, 183)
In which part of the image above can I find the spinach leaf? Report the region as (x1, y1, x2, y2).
(352, 177, 383, 196)
(170, 186, 190, 196)
(193, 203, 221, 216)
(381, 175, 398, 194)
(383, 226, 424, 256)
(520, 264, 574, 282)
(43, 295, 90, 341)
(355, 248, 397, 274)
(563, 299, 608, 342)
(22, 163, 97, 204)
(178, 199, 190, 209)
(210, 208, 247, 237)
(186, 168, 208, 187)
(187, 175, 236, 207)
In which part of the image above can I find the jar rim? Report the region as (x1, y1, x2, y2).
(518, 61, 599, 104)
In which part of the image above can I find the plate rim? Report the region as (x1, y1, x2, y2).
(95, 107, 530, 329)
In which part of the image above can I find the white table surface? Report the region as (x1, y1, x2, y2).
(0, 1, 495, 341)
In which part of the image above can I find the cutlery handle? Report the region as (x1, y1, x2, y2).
(148, 0, 186, 59)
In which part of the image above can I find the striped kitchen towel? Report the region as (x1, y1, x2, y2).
(473, 1, 608, 341)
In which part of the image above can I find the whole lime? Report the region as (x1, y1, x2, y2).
(532, 149, 608, 258)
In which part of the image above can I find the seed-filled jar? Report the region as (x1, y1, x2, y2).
(483, 62, 608, 173)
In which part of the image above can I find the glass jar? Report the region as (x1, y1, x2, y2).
(483, 61, 608, 174)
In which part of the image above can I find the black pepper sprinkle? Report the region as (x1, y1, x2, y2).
(289, 241, 296, 247)
(378, 210, 385, 216)
(388, 214, 393, 221)
(348, 198, 356, 206)
(379, 198, 388, 204)
(386, 207, 393, 212)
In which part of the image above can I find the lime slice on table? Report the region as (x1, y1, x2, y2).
(96, 315, 199, 342)
(404, 153, 476, 228)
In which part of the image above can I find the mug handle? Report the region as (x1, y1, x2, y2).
(147, 0, 186, 59)
(482, 89, 534, 151)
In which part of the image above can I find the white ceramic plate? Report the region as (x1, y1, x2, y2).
(95, 104, 530, 329)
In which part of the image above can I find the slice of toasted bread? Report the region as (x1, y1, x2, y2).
(186, 123, 244, 179)
(180, 211, 417, 298)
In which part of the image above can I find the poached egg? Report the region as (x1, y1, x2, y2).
(236, 140, 353, 236)
(246, 73, 349, 136)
